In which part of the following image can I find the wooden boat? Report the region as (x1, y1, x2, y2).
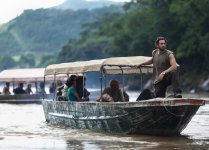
(42, 56, 205, 136)
(0, 68, 54, 104)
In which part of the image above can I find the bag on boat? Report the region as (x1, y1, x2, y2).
(136, 89, 154, 101)
(100, 93, 113, 102)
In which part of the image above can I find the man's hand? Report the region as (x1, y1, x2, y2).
(81, 97, 87, 101)
(133, 64, 141, 68)
(154, 71, 166, 84)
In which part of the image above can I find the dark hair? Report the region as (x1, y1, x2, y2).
(110, 80, 119, 87)
(155, 36, 167, 47)
(6, 82, 10, 86)
(76, 76, 86, 86)
(66, 75, 76, 87)
(19, 83, 24, 87)
(40, 82, 44, 88)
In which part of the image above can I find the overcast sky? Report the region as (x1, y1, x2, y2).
(0, 0, 130, 24)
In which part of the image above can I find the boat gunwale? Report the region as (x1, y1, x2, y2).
(43, 98, 205, 107)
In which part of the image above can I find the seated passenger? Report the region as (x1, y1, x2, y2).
(57, 86, 63, 96)
(13, 83, 26, 94)
(61, 75, 76, 100)
(49, 83, 56, 94)
(76, 76, 90, 101)
(3, 82, 11, 95)
(25, 84, 33, 94)
(37, 82, 46, 94)
(66, 76, 86, 102)
(62, 84, 68, 100)
(56, 86, 64, 101)
(102, 80, 129, 102)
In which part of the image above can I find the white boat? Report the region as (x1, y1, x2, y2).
(0, 68, 53, 104)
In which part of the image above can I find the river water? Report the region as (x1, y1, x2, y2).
(0, 100, 209, 149)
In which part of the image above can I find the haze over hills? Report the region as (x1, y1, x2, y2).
(55, 0, 124, 10)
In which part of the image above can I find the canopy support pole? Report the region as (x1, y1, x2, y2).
(100, 67, 104, 97)
(82, 73, 85, 98)
(119, 67, 125, 93)
(104, 74, 106, 89)
(139, 67, 143, 91)
(12, 81, 14, 94)
(35, 79, 38, 94)
(43, 76, 46, 100)
(119, 67, 125, 101)
(53, 74, 56, 101)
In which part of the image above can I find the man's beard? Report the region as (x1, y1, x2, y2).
(159, 47, 165, 51)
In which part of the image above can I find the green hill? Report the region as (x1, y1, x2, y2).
(0, 6, 122, 69)
(0, 7, 122, 55)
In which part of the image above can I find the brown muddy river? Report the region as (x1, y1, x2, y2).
(0, 102, 209, 149)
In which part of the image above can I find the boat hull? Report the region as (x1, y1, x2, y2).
(42, 98, 205, 136)
(0, 94, 53, 104)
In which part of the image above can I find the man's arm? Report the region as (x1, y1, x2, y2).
(163, 54, 177, 74)
(136, 58, 153, 68)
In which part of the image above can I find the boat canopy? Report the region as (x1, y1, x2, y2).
(0, 68, 63, 82)
(45, 56, 153, 76)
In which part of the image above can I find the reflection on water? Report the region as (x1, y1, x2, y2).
(0, 102, 209, 149)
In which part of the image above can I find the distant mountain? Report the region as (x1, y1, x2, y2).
(0, 6, 122, 57)
(55, 0, 124, 10)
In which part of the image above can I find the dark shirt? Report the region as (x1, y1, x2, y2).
(152, 49, 173, 79)
(25, 87, 32, 94)
(102, 87, 127, 102)
(13, 87, 26, 94)
(76, 86, 90, 99)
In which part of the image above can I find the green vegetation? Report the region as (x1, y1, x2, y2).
(56, 0, 209, 87)
(0, 6, 122, 69)
(0, 0, 208, 88)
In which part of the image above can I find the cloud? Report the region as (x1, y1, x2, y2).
(0, 0, 65, 24)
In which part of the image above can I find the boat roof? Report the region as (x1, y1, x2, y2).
(45, 56, 153, 76)
(0, 68, 48, 82)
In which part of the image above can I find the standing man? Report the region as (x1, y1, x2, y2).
(136, 36, 182, 98)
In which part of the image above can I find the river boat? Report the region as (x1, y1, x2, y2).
(0, 68, 54, 104)
(42, 56, 205, 136)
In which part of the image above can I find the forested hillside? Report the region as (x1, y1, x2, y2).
(0, 6, 122, 69)
(56, 0, 209, 88)
(0, 0, 208, 89)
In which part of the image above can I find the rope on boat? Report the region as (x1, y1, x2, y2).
(163, 100, 185, 117)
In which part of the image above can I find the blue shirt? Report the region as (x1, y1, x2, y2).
(67, 87, 77, 102)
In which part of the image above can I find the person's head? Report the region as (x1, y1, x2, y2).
(66, 75, 77, 87)
(50, 83, 55, 87)
(109, 80, 119, 91)
(76, 76, 86, 87)
(27, 84, 31, 88)
(155, 36, 167, 50)
(6, 82, 10, 87)
(19, 83, 23, 88)
(40, 82, 44, 88)
(57, 80, 63, 87)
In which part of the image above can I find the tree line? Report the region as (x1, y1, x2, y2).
(1, 0, 208, 89)
(55, 0, 209, 88)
